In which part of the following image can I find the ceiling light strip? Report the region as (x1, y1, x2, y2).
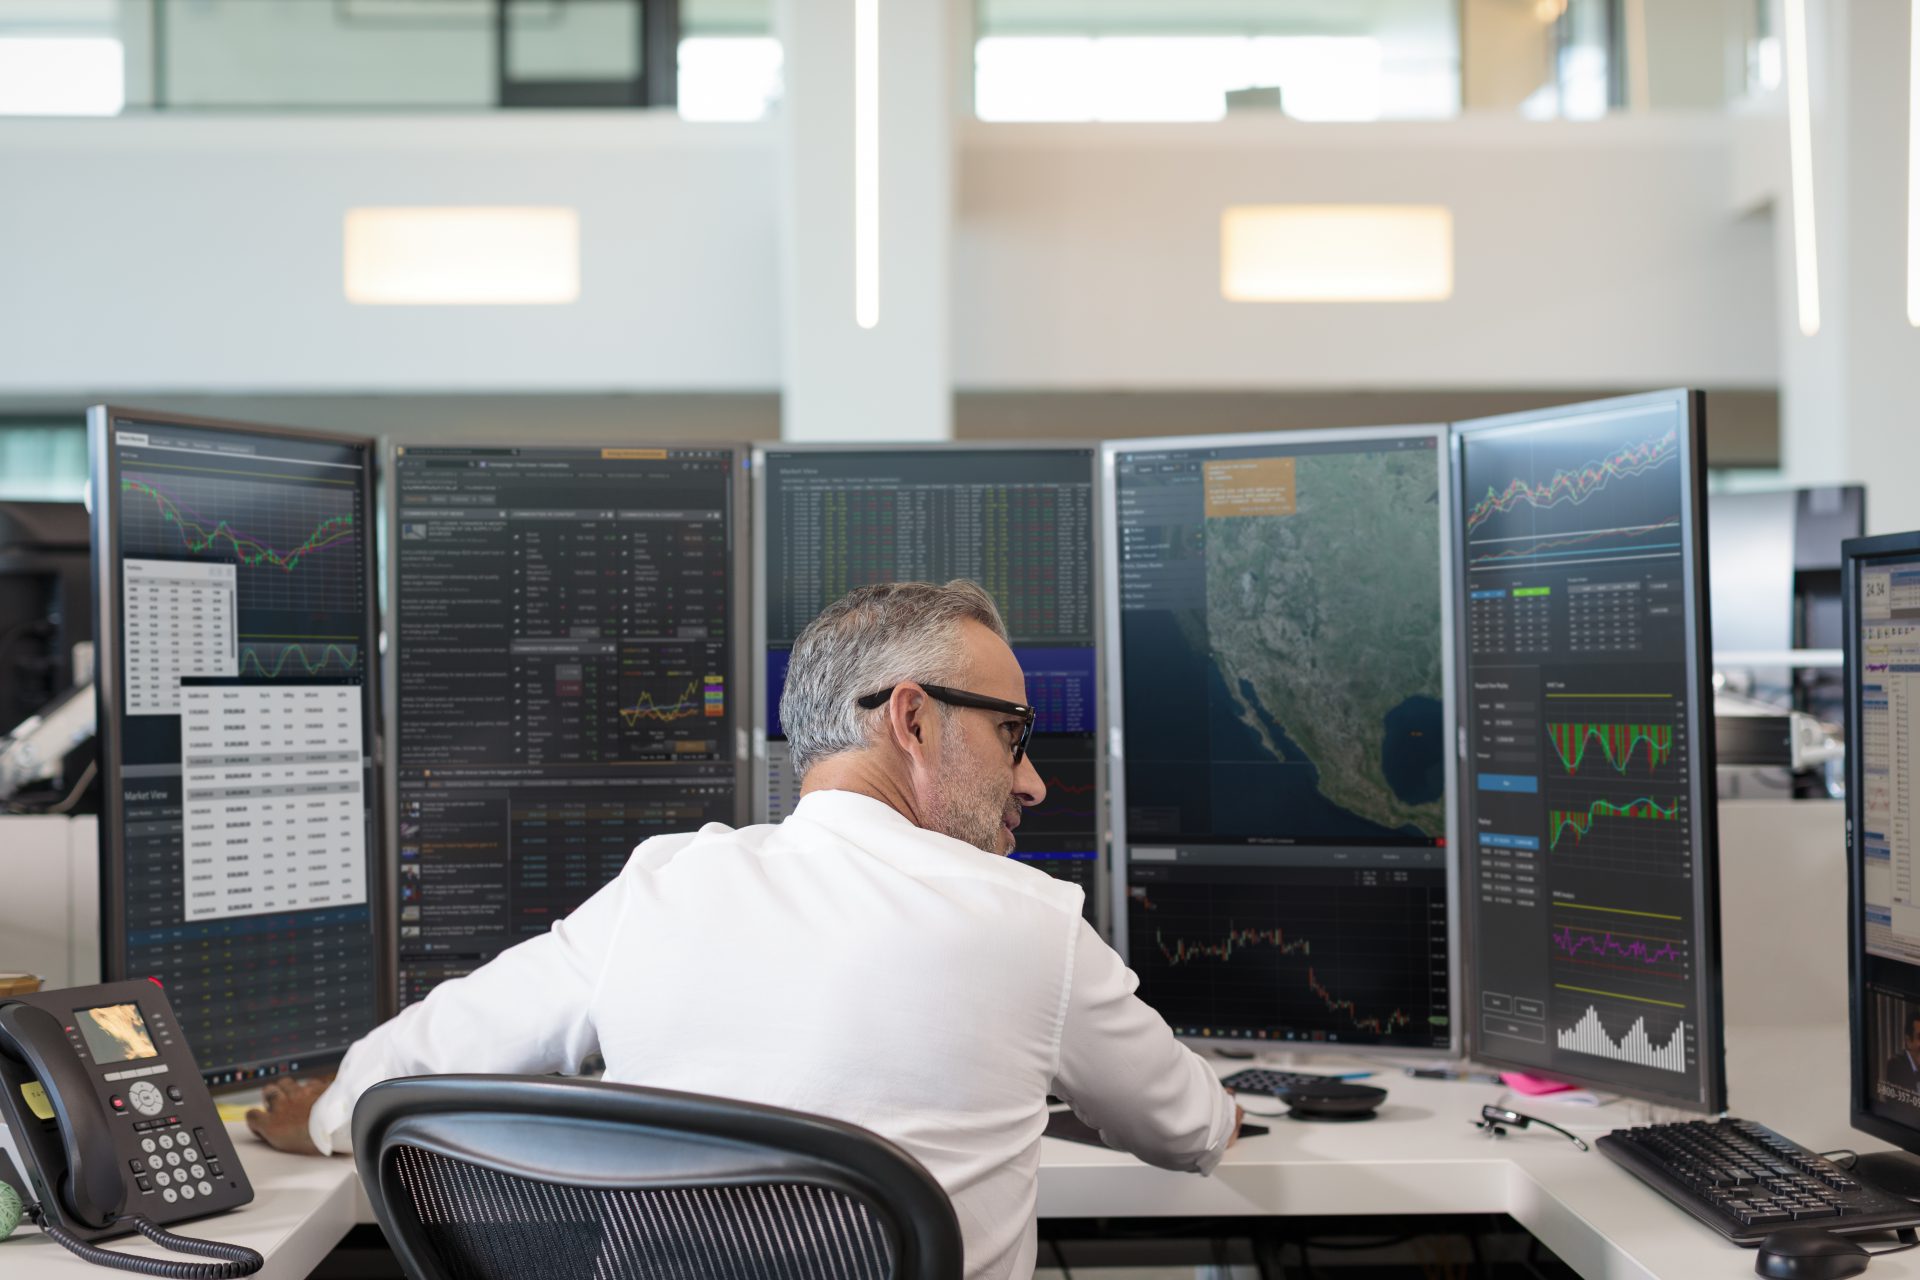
(1784, 0, 1822, 337)
(854, 0, 880, 330)
(1909, 0, 1920, 326)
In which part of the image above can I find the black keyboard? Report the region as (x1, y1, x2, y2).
(1220, 1068, 1350, 1097)
(1598, 1118, 1920, 1244)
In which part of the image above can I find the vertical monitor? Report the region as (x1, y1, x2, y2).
(755, 447, 1101, 922)
(1105, 428, 1457, 1051)
(89, 407, 383, 1087)
(1455, 390, 1724, 1110)
(1847, 534, 1920, 1153)
(391, 444, 746, 1006)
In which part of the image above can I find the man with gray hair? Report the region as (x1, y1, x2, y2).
(249, 580, 1241, 1280)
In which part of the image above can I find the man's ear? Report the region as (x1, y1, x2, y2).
(885, 683, 935, 765)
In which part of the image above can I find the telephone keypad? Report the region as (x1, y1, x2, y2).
(146, 1154, 163, 1170)
(161, 1188, 177, 1204)
(180, 1146, 198, 1162)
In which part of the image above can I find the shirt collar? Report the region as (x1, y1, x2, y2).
(790, 788, 918, 834)
(790, 788, 1000, 864)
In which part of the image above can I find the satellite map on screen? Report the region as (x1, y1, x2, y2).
(1198, 447, 1446, 838)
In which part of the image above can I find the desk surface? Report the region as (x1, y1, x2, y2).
(6, 1023, 1905, 1280)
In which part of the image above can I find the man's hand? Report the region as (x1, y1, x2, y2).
(244, 1076, 333, 1156)
(1225, 1092, 1247, 1148)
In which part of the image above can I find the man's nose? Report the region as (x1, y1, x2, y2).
(1014, 752, 1047, 807)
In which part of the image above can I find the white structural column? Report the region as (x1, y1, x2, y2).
(1774, 0, 1920, 533)
(776, 0, 954, 441)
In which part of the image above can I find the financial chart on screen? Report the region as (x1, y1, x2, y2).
(1109, 430, 1454, 1050)
(392, 446, 742, 1006)
(98, 412, 381, 1085)
(758, 448, 1100, 917)
(1457, 391, 1723, 1109)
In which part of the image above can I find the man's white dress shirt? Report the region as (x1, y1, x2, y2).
(309, 789, 1236, 1279)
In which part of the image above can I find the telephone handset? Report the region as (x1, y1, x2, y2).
(0, 980, 262, 1276)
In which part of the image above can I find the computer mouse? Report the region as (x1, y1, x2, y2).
(1753, 1228, 1871, 1280)
(1275, 1081, 1387, 1121)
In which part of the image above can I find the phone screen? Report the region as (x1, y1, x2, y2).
(73, 1004, 159, 1065)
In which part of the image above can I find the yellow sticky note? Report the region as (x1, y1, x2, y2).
(19, 1081, 52, 1121)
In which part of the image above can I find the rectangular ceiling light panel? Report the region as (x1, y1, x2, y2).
(1221, 204, 1453, 303)
(344, 207, 580, 306)
(0, 37, 125, 116)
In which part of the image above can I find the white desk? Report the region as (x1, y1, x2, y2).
(1035, 1023, 1905, 1280)
(7, 1025, 1908, 1280)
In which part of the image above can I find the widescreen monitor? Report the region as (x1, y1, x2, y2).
(1103, 427, 1458, 1052)
(389, 444, 747, 1006)
(88, 406, 385, 1088)
(754, 445, 1102, 925)
(1454, 390, 1725, 1110)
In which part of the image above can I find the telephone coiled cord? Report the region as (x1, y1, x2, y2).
(30, 1206, 263, 1278)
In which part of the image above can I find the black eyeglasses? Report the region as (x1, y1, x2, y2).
(855, 682, 1037, 765)
(1474, 1105, 1589, 1152)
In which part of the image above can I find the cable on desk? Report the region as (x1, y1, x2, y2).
(29, 1206, 264, 1278)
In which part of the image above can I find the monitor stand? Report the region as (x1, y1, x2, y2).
(1849, 1152, 1920, 1200)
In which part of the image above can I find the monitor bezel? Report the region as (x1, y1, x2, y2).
(1843, 530, 1920, 1154)
(1451, 388, 1726, 1112)
(383, 439, 754, 1009)
(87, 403, 390, 1092)
(750, 440, 1108, 936)
(1099, 424, 1462, 1059)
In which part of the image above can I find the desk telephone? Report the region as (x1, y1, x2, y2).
(0, 979, 263, 1276)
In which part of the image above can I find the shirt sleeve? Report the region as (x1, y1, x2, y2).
(305, 852, 639, 1156)
(1051, 919, 1236, 1174)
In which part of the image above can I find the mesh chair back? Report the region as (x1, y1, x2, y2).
(353, 1076, 963, 1280)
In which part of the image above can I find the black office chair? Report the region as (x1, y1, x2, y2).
(352, 1075, 964, 1280)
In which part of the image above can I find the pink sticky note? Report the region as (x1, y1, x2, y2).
(1501, 1071, 1577, 1096)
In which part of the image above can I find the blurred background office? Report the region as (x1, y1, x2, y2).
(0, 0, 1902, 472)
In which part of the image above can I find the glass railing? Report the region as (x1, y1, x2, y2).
(0, 0, 1759, 123)
(0, 0, 780, 121)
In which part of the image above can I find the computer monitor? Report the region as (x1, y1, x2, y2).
(390, 444, 747, 1006)
(1845, 530, 1920, 1192)
(88, 406, 385, 1088)
(1454, 390, 1725, 1110)
(1103, 427, 1457, 1052)
(1710, 485, 1864, 722)
(754, 445, 1102, 925)
(0, 500, 91, 729)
